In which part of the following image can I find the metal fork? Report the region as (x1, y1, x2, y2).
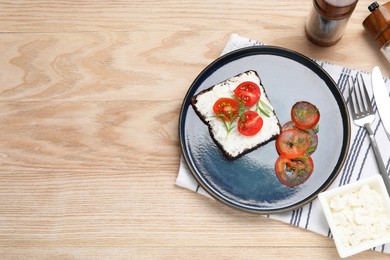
(348, 74, 390, 196)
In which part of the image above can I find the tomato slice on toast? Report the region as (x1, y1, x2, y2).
(233, 81, 261, 107)
(237, 111, 263, 136)
(213, 98, 239, 122)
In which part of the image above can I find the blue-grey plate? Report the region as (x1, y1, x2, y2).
(179, 46, 350, 214)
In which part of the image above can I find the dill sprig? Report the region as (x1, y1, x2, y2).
(256, 100, 272, 117)
(215, 112, 237, 138)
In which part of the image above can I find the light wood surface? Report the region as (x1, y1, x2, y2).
(0, 1, 389, 259)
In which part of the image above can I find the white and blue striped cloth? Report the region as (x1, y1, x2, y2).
(176, 33, 390, 254)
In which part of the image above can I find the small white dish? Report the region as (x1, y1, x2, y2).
(318, 175, 390, 258)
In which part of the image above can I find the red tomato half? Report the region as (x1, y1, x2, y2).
(275, 128, 310, 159)
(233, 81, 261, 107)
(213, 98, 239, 121)
(291, 101, 320, 130)
(275, 156, 314, 187)
(238, 111, 263, 136)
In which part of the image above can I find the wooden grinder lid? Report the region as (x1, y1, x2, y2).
(363, 2, 390, 48)
(316, 0, 358, 18)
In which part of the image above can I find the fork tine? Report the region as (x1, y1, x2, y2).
(355, 74, 366, 115)
(347, 76, 357, 118)
(349, 75, 363, 116)
(358, 74, 374, 114)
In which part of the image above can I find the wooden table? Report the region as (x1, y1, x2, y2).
(0, 1, 389, 259)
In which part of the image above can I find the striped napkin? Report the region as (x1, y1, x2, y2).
(176, 33, 390, 254)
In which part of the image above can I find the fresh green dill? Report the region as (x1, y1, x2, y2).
(215, 113, 237, 138)
(256, 100, 271, 117)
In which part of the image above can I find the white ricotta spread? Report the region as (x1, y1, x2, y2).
(193, 70, 280, 158)
(329, 184, 390, 248)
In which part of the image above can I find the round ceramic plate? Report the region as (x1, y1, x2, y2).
(179, 46, 350, 214)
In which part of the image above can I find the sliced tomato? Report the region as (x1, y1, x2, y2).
(213, 98, 239, 121)
(281, 121, 318, 155)
(238, 111, 263, 136)
(233, 81, 261, 107)
(275, 156, 314, 187)
(281, 121, 296, 131)
(291, 101, 320, 130)
(275, 128, 310, 159)
(305, 128, 318, 155)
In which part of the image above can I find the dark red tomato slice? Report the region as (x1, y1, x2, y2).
(281, 121, 318, 155)
(281, 121, 296, 131)
(238, 111, 263, 136)
(275, 128, 310, 159)
(291, 101, 320, 130)
(233, 81, 261, 107)
(213, 98, 239, 121)
(305, 128, 318, 155)
(275, 156, 314, 187)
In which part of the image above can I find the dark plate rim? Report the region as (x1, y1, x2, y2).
(178, 45, 351, 214)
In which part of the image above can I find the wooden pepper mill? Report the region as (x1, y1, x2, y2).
(363, 2, 390, 63)
(305, 0, 359, 47)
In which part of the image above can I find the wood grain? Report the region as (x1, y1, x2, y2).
(0, 1, 389, 259)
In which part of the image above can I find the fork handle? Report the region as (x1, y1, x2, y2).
(365, 123, 390, 196)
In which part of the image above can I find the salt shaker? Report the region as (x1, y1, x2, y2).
(305, 0, 359, 47)
(363, 2, 390, 63)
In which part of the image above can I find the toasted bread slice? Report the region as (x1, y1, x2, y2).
(191, 70, 281, 160)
